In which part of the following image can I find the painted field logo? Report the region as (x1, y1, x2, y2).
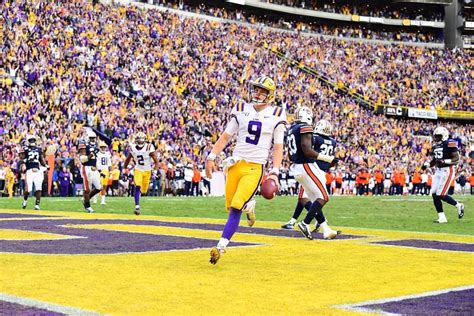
(0, 215, 257, 254)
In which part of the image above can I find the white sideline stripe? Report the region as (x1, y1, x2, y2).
(0, 293, 102, 316)
(334, 285, 474, 315)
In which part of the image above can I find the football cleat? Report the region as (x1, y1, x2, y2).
(312, 222, 321, 233)
(209, 247, 224, 265)
(243, 199, 256, 227)
(86, 207, 94, 213)
(297, 222, 313, 240)
(323, 229, 341, 240)
(134, 206, 141, 216)
(22, 201, 27, 209)
(433, 218, 448, 224)
(34, 205, 40, 211)
(456, 203, 464, 219)
(281, 222, 295, 230)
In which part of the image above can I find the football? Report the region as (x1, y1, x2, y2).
(261, 178, 278, 200)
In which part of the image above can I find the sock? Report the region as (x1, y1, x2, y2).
(217, 238, 229, 250)
(101, 195, 105, 203)
(84, 200, 91, 208)
(292, 202, 305, 220)
(304, 201, 312, 211)
(314, 206, 327, 225)
(303, 201, 323, 225)
(134, 186, 141, 206)
(441, 195, 457, 206)
(222, 207, 242, 240)
(432, 195, 443, 213)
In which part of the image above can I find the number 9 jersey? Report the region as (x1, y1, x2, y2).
(130, 143, 156, 171)
(225, 101, 287, 164)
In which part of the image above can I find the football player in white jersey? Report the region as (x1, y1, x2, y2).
(96, 141, 112, 205)
(123, 132, 159, 215)
(205, 75, 287, 264)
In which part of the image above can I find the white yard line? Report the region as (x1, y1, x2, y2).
(0, 293, 102, 316)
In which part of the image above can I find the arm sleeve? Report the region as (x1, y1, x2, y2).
(224, 115, 239, 136)
(273, 123, 287, 144)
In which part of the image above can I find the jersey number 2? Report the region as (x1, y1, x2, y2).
(245, 121, 262, 145)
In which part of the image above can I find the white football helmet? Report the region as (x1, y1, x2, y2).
(294, 106, 313, 126)
(433, 127, 449, 143)
(26, 135, 37, 147)
(99, 141, 107, 153)
(314, 119, 333, 136)
(87, 131, 97, 145)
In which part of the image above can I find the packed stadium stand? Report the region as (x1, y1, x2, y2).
(0, 0, 472, 198)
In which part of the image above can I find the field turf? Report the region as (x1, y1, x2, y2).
(0, 195, 472, 315)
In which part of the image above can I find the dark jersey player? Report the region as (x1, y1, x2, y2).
(285, 107, 340, 240)
(282, 119, 337, 232)
(20, 135, 47, 210)
(422, 127, 464, 223)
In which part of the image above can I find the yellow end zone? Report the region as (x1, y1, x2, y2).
(0, 210, 473, 315)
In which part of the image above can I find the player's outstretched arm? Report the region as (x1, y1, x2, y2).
(123, 153, 133, 170)
(205, 132, 232, 179)
(150, 152, 160, 170)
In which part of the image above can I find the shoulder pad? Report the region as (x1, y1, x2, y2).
(299, 125, 313, 134)
(235, 100, 245, 112)
(447, 140, 457, 148)
(272, 106, 284, 117)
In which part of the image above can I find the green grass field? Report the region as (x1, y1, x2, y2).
(1, 195, 472, 235)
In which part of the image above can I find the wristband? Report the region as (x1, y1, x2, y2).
(442, 159, 452, 164)
(269, 167, 279, 176)
(317, 153, 334, 163)
(207, 152, 217, 161)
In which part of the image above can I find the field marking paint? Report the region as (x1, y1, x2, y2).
(0, 244, 266, 256)
(0, 293, 102, 316)
(334, 285, 474, 315)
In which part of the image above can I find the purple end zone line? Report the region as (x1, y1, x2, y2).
(0, 218, 259, 254)
(0, 213, 60, 219)
(0, 300, 65, 316)
(335, 286, 474, 315)
(372, 239, 474, 253)
(0, 215, 364, 240)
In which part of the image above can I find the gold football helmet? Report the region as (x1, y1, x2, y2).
(249, 76, 276, 104)
(135, 132, 147, 145)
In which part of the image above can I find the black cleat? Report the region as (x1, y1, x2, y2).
(457, 203, 465, 219)
(312, 222, 321, 233)
(297, 222, 313, 240)
(281, 222, 294, 230)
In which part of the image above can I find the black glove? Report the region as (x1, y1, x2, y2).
(100, 172, 106, 179)
(330, 158, 339, 167)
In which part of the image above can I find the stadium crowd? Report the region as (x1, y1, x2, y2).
(157, 0, 443, 43)
(0, 0, 472, 199)
(260, 0, 445, 21)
